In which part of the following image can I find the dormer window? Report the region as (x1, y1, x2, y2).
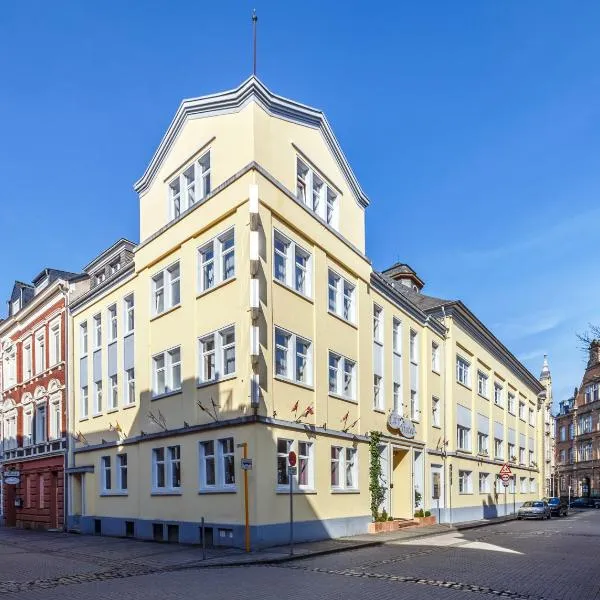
(109, 260, 121, 275)
(95, 271, 106, 286)
(296, 158, 338, 230)
(35, 277, 49, 294)
(168, 151, 211, 221)
(11, 298, 20, 314)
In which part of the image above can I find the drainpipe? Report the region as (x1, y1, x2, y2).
(60, 283, 69, 532)
(441, 305, 451, 525)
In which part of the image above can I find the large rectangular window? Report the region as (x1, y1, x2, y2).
(152, 347, 182, 396)
(124, 294, 135, 334)
(198, 229, 235, 293)
(80, 386, 89, 419)
(458, 470, 472, 494)
(494, 383, 503, 406)
(328, 270, 355, 323)
(168, 151, 211, 219)
(23, 341, 32, 381)
(152, 445, 181, 492)
(108, 305, 118, 342)
(432, 396, 440, 427)
(152, 262, 180, 315)
(49, 321, 60, 366)
(80, 322, 88, 355)
(274, 327, 312, 386)
(117, 454, 128, 491)
(101, 456, 112, 492)
(35, 329, 46, 374)
(125, 368, 136, 406)
(373, 305, 383, 343)
(431, 342, 440, 373)
(328, 351, 356, 400)
(199, 437, 236, 491)
(456, 356, 470, 386)
(296, 158, 338, 229)
(457, 425, 471, 451)
(93, 314, 102, 348)
(273, 230, 312, 297)
(94, 381, 103, 414)
(276, 438, 314, 490)
(109, 374, 118, 410)
(477, 371, 488, 398)
(508, 393, 516, 415)
(479, 472, 490, 494)
(330, 446, 358, 490)
(199, 326, 236, 383)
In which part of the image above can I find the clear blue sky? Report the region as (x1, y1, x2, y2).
(1, 1, 599, 405)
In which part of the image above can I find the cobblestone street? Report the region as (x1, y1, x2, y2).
(1, 510, 599, 599)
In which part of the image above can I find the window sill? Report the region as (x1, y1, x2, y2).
(373, 408, 385, 414)
(197, 276, 236, 299)
(108, 338, 118, 346)
(459, 492, 474, 495)
(276, 488, 317, 495)
(328, 392, 357, 404)
(198, 488, 238, 495)
(457, 381, 472, 392)
(124, 331, 135, 339)
(432, 425, 442, 430)
(123, 402, 137, 410)
(106, 408, 119, 414)
(92, 413, 103, 419)
(150, 303, 181, 322)
(151, 490, 182, 496)
(432, 369, 440, 376)
(478, 393, 489, 401)
(197, 374, 236, 389)
(456, 449, 472, 456)
(331, 489, 360, 494)
(100, 491, 128, 497)
(274, 375, 314, 392)
(327, 310, 357, 330)
(79, 417, 89, 422)
(273, 278, 313, 304)
(151, 389, 182, 402)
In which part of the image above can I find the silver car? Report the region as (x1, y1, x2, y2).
(517, 500, 551, 520)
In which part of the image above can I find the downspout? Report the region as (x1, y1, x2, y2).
(60, 283, 69, 532)
(441, 305, 451, 525)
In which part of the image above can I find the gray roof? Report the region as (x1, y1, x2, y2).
(379, 272, 454, 311)
(32, 268, 85, 286)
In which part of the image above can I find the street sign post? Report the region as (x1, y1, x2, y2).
(499, 464, 512, 516)
(288, 451, 297, 467)
(288, 463, 297, 556)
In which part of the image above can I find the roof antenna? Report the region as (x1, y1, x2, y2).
(252, 9, 258, 76)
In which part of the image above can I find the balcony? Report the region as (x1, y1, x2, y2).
(1, 438, 67, 462)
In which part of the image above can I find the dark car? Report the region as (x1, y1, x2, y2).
(569, 497, 592, 508)
(543, 497, 568, 517)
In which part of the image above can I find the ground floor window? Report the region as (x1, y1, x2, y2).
(458, 470, 472, 494)
(330, 446, 358, 490)
(478, 472, 490, 493)
(276, 438, 314, 490)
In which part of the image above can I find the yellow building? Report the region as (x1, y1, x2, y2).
(66, 77, 550, 547)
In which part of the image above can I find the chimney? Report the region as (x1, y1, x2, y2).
(381, 263, 425, 292)
(588, 340, 600, 368)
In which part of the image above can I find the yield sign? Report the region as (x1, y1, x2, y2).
(499, 463, 512, 477)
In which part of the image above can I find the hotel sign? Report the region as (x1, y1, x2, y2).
(387, 413, 416, 439)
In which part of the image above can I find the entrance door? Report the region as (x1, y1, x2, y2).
(378, 445, 391, 516)
(391, 448, 411, 519)
(431, 464, 444, 522)
(5, 484, 16, 527)
(49, 472, 58, 530)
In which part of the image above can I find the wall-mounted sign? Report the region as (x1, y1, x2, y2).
(5, 476, 19, 485)
(387, 413, 416, 439)
(3, 470, 20, 483)
(241, 458, 253, 471)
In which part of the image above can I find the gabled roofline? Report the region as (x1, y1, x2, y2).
(133, 76, 370, 208)
(83, 238, 137, 273)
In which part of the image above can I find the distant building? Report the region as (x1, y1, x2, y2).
(555, 341, 600, 498)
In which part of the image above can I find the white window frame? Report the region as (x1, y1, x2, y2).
(529, 407, 535, 427)
(373, 304, 383, 343)
(494, 437, 504, 460)
(125, 368, 135, 406)
(168, 151, 211, 220)
(34, 329, 46, 375)
(328, 351, 356, 401)
(124, 294, 135, 334)
(508, 393, 516, 415)
(276, 438, 314, 491)
(109, 374, 118, 410)
(3, 412, 17, 450)
(198, 228, 235, 293)
(101, 456, 112, 492)
(35, 403, 47, 444)
(117, 454, 128, 491)
(199, 437, 237, 491)
(327, 269, 355, 323)
(2, 346, 16, 389)
(94, 381, 103, 415)
(456, 355, 470, 387)
(152, 347, 182, 397)
(431, 342, 440, 373)
(23, 407, 34, 446)
(432, 396, 440, 427)
(23, 339, 32, 381)
(93, 314, 102, 348)
(409, 330, 418, 364)
(458, 470, 472, 494)
(80, 386, 89, 419)
(373, 374, 383, 411)
(108, 304, 118, 342)
(49, 396, 61, 440)
(479, 472, 490, 494)
(49, 320, 61, 366)
(494, 383, 503, 406)
(80, 322, 88, 356)
(392, 318, 402, 354)
(151, 261, 181, 316)
(518, 401, 526, 421)
(330, 446, 358, 491)
(152, 445, 181, 492)
(296, 157, 339, 229)
(477, 432, 489, 455)
(274, 327, 313, 386)
(477, 370, 488, 398)
(198, 326, 236, 383)
(457, 425, 471, 451)
(273, 230, 312, 297)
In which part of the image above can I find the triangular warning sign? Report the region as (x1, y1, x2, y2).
(499, 463, 512, 476)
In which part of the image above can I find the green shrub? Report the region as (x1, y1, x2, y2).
(424, 510, 431, 517)
(414, 509, 424, 518)
(387, 515, 394, 521)
(380, 509, 388, 522)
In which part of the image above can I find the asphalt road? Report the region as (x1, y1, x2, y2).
(2, 509, 599, 600)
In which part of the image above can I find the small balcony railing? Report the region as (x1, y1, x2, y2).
(1, 438, 66, 462)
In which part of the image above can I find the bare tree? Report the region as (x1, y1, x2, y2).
(577, 324, 600, 354)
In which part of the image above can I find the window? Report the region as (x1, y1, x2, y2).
(409, 330, 418, 363)
(3, 413, 17, 449)
(124, 295, 135, 334)
(80, 386, 89, 419)
(578, 414, 593, 434)
(296, 158, 338, 229)
(109, 259, 121, 274)
(494, 438, 503, 460)
(199, 326, 236, 383)
(559, 449, 566, 464)
(327, 270, 356, 323)
(101, 456, 112, 492)
(559, 426, 566, 441)
(95, 271, 106, 285)
(529, 408, 535, 426)
(579, 442, 593, 462)
(479, 472, 490, 493)
(458, 470, 472, 494)
(152, 262, 180, 315)
(431, 342, 440, 372)
(457, 425, 471, 451)
(152, 445, 181, 492)
(2, 346, 16, 389)
(277, 439, 314, 490)
(456, 356, 470, 386)
(298, 441, 313, 488)
(508, 443, 516, 462)
(108, 305, 117, 342)
(529, 449, 534, 465)
(273, 230, 311, 296)
(330, 446, 358, 490)
(530, 478, 536, 494)
(274, 327, 312, 386)
(393, 319, 401, 354)
(168, 151, 211, 219)
(393, 382, 401, 414)
(93, 314, 102, 348)
(568, 447, 574, 463)
(198, 229, 235, 293)
(477, 432, 489, 455)
(199, 437, 236, 490)
(518, 401, 526, 421)
(277, 438, 293, 486)
(494, 383, 503, 406)
(23, 409, 33, 446)
(519, 446, 526, 465)
(80, 322, 88, 355)
(569, 423, 574, 439)
(520, 477, 528, 493)
(35, 329, 46, 374)
(152, 347, 182, 396)
(432, 396, 440, 427)
(94, 381, 103, 414)
(373, 375, 383, 411)
(477, 371, 488, 398)
(410, 390, 419, 421)
(508, 393, 516, 415)
(125, 368, 135, 405)
(117, 454, 128, 491)
(49, 399, 61, 439)
(23, 342, 32, 380)
(373, 305, 383, 343)
(109, 375, 118, 410)
(328, 351, 356, 400)
(49, 322, 60, 365)
(35, 404, 47, 443)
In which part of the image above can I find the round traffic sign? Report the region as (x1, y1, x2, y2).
(288, 451, 297, 467)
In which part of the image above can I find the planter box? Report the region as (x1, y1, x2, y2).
(414, 515, 436, 526)
(368, 519, 416, 533)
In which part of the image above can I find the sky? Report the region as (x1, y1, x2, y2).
(1, 1, 599, 407)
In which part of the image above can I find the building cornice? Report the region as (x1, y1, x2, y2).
(133, 76, 370, 209)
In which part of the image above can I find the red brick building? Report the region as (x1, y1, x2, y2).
(0, 269, 86, 529)
(555, 340, 600, 498)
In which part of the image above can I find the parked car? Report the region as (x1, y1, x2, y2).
(542, 497, 568, 517)
(517, 500, 551, 520)
(569, 497, 592, 509)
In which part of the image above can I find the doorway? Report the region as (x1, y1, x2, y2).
(49, 472, 58, 529)
(431, 464, 444, 522)
(5, 484, 16, 527)
(391, 447, 412, 519)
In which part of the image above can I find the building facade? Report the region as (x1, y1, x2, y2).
(0, 270, 85, 529)
(555, 340, 600, 498)
(61, 77, 550, 547)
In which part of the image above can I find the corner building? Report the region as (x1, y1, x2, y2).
(67, 77, 549, 546)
